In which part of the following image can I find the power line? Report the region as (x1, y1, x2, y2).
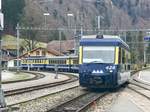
(16, 26, 150, 32)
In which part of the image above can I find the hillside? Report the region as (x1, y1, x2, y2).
(26, 0, 150, 32)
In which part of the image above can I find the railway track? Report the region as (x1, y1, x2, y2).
(127, 84, 150, 105)
(4, 72, 78, 96)
(8, 86, 80, 107)
(128, 76, 150, 101)
(48, 92, 108, 112)
(129, 69, 150, 92)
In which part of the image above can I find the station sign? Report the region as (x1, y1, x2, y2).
(144, 36, 150, 41)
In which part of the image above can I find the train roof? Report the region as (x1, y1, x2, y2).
(80, 35, 129, 50)
(21, 55, 78, 59)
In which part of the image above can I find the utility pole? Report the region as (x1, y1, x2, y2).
(98, 15, 100, 31)
(59, 29, 62, 54)
(97, 15, 104, 35)
(0, 0, 7, 110)
(144, 44, 146, 64)
(16, 23, 20, 73)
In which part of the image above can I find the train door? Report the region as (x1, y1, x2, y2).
(118, 48, 130, 85)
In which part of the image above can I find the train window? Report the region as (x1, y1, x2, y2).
(58, 60, 60, 64)
(32, 60, 34, 64)
(52, 60, 54, 64)
(51, 60, 53, 64)
(125, 64, 126, 70)
(59, 60, 61, 64)
(118, 48, 121, 64)
(128, 65, 130, 70)
(122, 49, 125, 64)
(31, 60, 33, 64)
(126, 53, 128, 63)
(49, 60, 51, 64)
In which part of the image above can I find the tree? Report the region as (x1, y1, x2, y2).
(2, 0, 25, 33)
(20, 0, 43, 51)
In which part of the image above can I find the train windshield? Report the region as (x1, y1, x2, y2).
(83, 46, 115, 63)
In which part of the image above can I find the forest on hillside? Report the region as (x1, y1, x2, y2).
(2, 0, 150, 63)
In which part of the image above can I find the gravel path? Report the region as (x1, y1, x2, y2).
(10, 86, 85, 112)
(6, 80, 79, 106)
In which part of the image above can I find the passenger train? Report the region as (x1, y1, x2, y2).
(8, 34, 131, 89)
(79, 35, 131, 88)
(8, 56, 78, 72)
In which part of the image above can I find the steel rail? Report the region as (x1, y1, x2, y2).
(5, 72, 78, 96)
(48, 92, 108, 112)
(127, 85, 150, 101)
(8, 85, 79, 108)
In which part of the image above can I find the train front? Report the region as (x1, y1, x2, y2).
(79, 36, 118, 88)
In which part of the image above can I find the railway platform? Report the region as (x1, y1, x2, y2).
(137, 70, 150, 84)
(110, 70, 150, 112)
(2, 71, 69, 91)
(109, 92, 144, 112)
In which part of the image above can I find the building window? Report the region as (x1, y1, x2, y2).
(42, 51, 46, 56)
(36, 51, 40, 56)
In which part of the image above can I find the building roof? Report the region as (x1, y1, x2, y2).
(47, 40, 75, 54)
(19, 47, 63, 58)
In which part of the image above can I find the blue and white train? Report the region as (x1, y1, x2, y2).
(79, 35, 131, 88)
